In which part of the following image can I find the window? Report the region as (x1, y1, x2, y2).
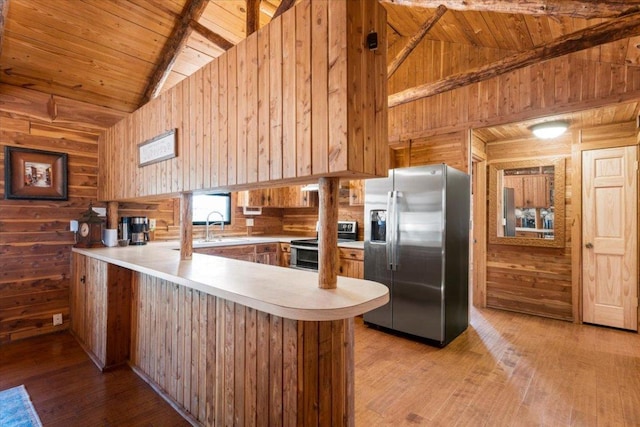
(192, 193, 232, 225)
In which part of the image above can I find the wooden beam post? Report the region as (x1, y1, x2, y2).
(246, 0, 261, 35)
(388, 9, 640, 108)
(180, 193, 193, 260)
(272, 0, 295, 19)
(189, 19, 234, 51)
(318, 177, 339, 289)
(387, 5, 447, 79)
(139, 0, 209, 106)
(106, 201, 119, 230)
(378, 0, 640, 19)
(0, 0, 9, 58)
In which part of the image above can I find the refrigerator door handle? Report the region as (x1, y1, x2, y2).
(391, 190, 400, 271)
(386, 191, 394, 270)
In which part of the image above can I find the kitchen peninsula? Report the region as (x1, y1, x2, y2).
(71, 242, 387, 426)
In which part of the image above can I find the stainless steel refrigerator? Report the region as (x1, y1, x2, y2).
(363, 164, 470, 347)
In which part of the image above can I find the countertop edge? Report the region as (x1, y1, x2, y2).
(72, 244, 387, 322)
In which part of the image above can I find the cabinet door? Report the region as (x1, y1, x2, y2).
(349, 180, 364, 206)
(502, 176, 524, 207)
(255, 243, 278, 265)
(196, 244, 257, 262)
(279, 243, 291, 267)
(70, 253, 87, 343)
(338, 248, 364, 278)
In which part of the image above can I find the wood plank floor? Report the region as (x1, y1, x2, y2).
(1, 307, 639, 426)
(355, 307, 640, 426)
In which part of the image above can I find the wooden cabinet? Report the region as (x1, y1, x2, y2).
(238, 186, 318, 208)
(338, 247, 364, 279)
(70, 253, 131, 370)
(349, 180, 365, 206)
(195, 243, 279, 265)
(503, 175, 550, 208)
(279, 242, 291, 267)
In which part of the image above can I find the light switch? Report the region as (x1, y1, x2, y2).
(70, 220, 78, 232)
(246, 218, 254, 227)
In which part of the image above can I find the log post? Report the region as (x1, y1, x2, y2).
(180, 193, 193, 260)
(106, 201, 119, 230)
(318, 177, 339, 289)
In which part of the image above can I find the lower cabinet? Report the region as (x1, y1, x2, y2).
(70, 253, 131, 370)
(338, 247, 364, 279)
(194, 243, 279, 265)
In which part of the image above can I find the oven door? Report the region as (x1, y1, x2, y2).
(290, 245, 319, 271)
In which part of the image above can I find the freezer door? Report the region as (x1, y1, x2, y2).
(363, 173, 394, 328)
(392, 165, 445, 341)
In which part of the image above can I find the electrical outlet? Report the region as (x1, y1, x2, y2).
(53, 313, 63, 326)
(245, 218, 254, 227)
(149, 218, 156, 230)
(70, 220, 78, 232)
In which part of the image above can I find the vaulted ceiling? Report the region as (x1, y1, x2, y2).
(1, 0, 639, 135)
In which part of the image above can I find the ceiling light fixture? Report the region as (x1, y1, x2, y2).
(530, 120, 569, 139)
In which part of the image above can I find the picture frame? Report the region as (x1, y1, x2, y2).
(4, 147, 68, 200)
(138, 129, 177, 167)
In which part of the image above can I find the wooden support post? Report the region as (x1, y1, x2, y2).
(106, 201, 119, 230)
(318, 177, 339, 289)
(180, 193, 193, 260)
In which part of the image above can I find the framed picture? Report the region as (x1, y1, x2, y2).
(4, 147, 68, 200)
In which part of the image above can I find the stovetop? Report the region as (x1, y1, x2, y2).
(290, 221, 358, 247)
(290, 238, 356, 247)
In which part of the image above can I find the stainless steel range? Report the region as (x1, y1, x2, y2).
(290, 221, 358, 271)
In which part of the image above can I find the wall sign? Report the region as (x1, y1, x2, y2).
(138, 129, 177, 167)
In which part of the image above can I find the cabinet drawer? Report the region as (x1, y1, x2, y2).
(256, 243, 278, 254)
(338, 247, 363, 261)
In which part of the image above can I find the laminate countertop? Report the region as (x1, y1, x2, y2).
(72, 242, 385, 322)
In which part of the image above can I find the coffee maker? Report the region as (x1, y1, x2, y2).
(120, 216, 149, 245)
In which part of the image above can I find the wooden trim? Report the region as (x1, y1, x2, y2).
(379, 0, 640, 19)
(388, 10, 640, 108)
(387, 5, 446, 79)
(471, 154, 487, 308)
(189, 20, 234, 51)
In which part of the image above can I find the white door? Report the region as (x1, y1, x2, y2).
(582, 146, 638, 330)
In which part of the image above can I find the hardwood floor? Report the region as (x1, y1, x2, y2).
(0, 332, 190, 426)
(1, 307, 639, 426)
(355, 307, 640, 426)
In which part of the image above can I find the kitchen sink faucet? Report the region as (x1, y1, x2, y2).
(205, 210, 225, 241)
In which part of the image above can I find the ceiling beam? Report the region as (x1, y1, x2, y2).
(189, 19, 234, 51)
(273, 0, 295, 19)
(247, 0, 261, 35)
(387, 4, 447, 79)
(388, 10, 640, 108)
(0, 0, 9, 58)
(140, 0, 209, 106)
(379, 0, 640, 19)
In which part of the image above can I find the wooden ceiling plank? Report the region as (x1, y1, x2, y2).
(140, 0, 209, 106)
(190, 19, 234, 51)
(387, 4, 447, 78)
(379, 0, 640, 19)
(246, 0, 261, 35)
(389, 10, 640, 108)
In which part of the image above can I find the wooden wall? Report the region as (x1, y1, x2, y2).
(388, 38, 640, 142)
(99, 0, 388, 202)
(485, 134, 573, 320)
(0, 85, 175, 344)
(391, 130, 471, 173)
(130, 272, 353, 426)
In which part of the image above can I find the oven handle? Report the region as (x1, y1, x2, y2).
(290, 245, 319, 252)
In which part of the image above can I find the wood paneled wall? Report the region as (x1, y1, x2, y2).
(392, 130, 470, 173)
(388, 37, 640, 142)
(131, 272, 353, 426)
(0, 85, 176, 344)
(282, 204, 366, 241)
(99, 0, 388, 202)
(485, 133, 573, 320)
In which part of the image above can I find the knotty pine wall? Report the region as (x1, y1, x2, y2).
(388, 38, 640, 142)
(99, 0, 388, 202)
(387, 36, 640, 320)
(0, 85, 176, 344)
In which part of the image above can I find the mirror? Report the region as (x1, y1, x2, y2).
(489, 158, 565, 247)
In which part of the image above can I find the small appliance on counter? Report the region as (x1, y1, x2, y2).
(119, 216, 149, 245)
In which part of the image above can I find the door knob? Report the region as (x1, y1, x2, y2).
(585, 242, 593, 249)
